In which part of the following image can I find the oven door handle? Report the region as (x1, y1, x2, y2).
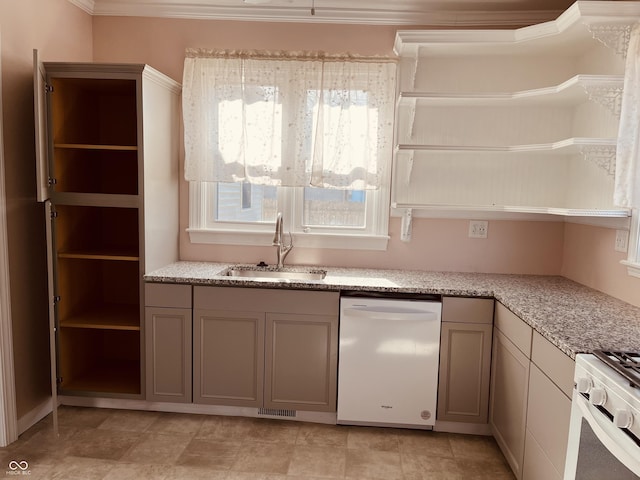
(576, 394, 640, 476)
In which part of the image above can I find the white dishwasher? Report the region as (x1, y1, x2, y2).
(337, 295, 442, 429)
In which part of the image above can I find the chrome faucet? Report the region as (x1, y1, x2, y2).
(273, 212, 293, 268)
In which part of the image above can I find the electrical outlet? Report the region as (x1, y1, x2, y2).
(615, 229, 629, 253)
(469, 220, 488, 239)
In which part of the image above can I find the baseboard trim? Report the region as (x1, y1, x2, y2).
(58, 396, 337, 425)
(434, 420, 493, 436)
(17, 397, 53, 435)
(57, 396, 495, 436)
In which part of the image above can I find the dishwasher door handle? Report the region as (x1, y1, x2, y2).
(342, 307, 438, 322)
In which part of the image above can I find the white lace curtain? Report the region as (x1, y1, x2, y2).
(615, 23, 640, 208)
(182, 49, 396, 189)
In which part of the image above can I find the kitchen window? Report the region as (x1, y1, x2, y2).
(622, 210, 640, 278)
(182, 49, 396, 250)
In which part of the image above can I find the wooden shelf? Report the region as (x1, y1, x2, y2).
(60, 304, 140, 331)
(397, 75, 623, 108)
(59, 359, 140, 395)
(58, 249, 139, 262)
(50, 192, 140, 208)
(54, 143, 137, 151)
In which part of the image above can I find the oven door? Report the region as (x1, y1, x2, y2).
(564, 390, 640, 479)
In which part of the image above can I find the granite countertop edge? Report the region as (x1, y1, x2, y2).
(144, 261, 640, 360)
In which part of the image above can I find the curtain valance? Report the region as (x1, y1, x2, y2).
(182, 48, 397, 190)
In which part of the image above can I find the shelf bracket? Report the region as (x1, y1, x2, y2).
(406, 150, 415, 185)
(587, 23, 633, 59)
(578, 144, 617, 176)
(400, 208, 413, 242)
(583, 84, 623, 118)
(410, 47, 420, 91)
(408, 98, 417, 139)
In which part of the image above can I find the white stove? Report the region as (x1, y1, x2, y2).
(564, 351, 640, 479)
(576, 352, 640, 439)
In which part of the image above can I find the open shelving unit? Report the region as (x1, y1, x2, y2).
(36, 61, 181, 398)
(391, 1, 640, 232)
(49, 75, 142, 396)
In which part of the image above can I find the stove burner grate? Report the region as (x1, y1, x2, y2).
(593, 350, 640, 389)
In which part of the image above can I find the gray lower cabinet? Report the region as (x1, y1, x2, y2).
(437, 297, 494, 424)
(490, 303, 533, 480)
(265, 312, 337, 412)
(193, 286, 339, 412)
(193, 309, 265, 407)
(489, 302, 576, 480)
(522, 332, 574, 480)
(144, 284, 192, 403)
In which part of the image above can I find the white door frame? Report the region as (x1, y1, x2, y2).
(0, 29, 19, 447)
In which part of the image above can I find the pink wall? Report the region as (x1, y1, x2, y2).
(561, 223, 640, 308)
(1, 0, 92, 420)
(92, 16, 399, 83)
(92, 16, 565, 276)
(184, 217, 564, 274)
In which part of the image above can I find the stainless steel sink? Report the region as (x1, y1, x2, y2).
(224, 266, 327, 281)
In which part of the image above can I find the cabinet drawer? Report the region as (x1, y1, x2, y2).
(194, 286, 339, 316)
(494, 302, 532, 358)
(531, 332, 575, 399)
(442, 297, 494, 324)
(145, 283, 192, 308)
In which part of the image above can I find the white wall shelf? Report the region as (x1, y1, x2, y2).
(397, 137, 616, 155)
(397, 75, 623, 115)
(391, 1, 640, 236)
(391, 204, 630, 218)
(393, 2, 639, 57)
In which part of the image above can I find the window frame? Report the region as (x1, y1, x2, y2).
(622, 208, 640, 278)
(187, 180, 390, 251)
(186, 57, 393, 251)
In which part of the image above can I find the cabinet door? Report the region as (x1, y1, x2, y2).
(193, 309, 264, 407)
(522, 364, 572, 480)
(33, 49, 50, 202)
(522, 430, 562, 480)
(437, 322, 492, 423)
(490, 327, 530, 480)
(145, 307, 192, 403)
(265, 313, 338, 412)
(44, 201, 59, 433)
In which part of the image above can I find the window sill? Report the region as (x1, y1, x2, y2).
(187, 228, 389, 251)
(621, 260, 640, 279)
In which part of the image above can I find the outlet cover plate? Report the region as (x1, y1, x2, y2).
(615, 229, 629, 253)
(469, 220, 488, 239)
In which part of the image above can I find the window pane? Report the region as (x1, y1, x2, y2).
(216, 182, 277, 223)
(303, 187, 366, 227)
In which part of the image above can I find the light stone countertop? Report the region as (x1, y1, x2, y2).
(144, 261, 640, 360)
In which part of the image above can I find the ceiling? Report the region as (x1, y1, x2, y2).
(68, 0, 579, 26)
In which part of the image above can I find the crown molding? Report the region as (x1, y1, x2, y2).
(67, 0, 96, 14)
(76, 0, 564, 26)
(394, 1, 640, 54)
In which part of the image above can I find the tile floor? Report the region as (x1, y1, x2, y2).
(0, 406, 515, 479)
